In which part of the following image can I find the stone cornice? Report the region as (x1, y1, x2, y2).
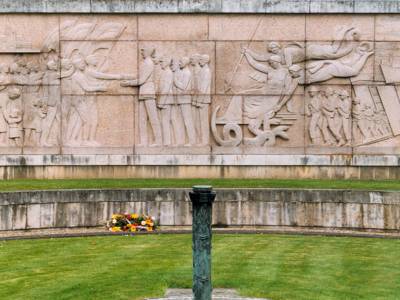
(0, 0, 400, 14)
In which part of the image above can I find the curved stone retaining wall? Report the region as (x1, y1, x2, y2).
(1, 188, 399, 231)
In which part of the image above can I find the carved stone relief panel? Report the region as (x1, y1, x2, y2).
(305, 15, 374, 42)
(0, 15, 59, 53)
(60, 15, 138, 41)
(0, 53, 61, 154)
(376, 15, 400, 42)
(60, 41, 138, 95)
(213, 41, 305, 154)
(132, 41, 214, 154)
(216, 41, 306, 95)
(61, 95, 134, 154)
(209, 15, 306, 41)
(353, 85, 400, 154)
(305, 85, 353, 155)
(138, 15, 208, 41)
(0, 13, 398, 158)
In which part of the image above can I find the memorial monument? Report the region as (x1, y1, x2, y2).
(0, 1, 398, 180)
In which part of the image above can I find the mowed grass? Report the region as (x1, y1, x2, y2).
(0, 234, 399, 300)
(0, 178, 400, 191)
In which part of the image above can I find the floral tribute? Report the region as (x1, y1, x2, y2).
(106, 213, 157, 232)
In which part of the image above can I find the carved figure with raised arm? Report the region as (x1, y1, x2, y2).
(65, 55, 107, 146)
(121, 47, 162, 146)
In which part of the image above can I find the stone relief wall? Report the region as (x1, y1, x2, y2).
(0, 14, 399, 156)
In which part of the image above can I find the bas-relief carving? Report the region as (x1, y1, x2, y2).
(123, 43, 213, 153)
(306, 86, 352, 147)
(0, 15, 399, 156)
(212, 25, 375, 152)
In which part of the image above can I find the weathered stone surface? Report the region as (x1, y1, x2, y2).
(2, 188, 400, 231)
(3, 0, 400, 14)
(0, 12, 396, 178)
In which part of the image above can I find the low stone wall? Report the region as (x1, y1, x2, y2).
(1, 188, 399, 231)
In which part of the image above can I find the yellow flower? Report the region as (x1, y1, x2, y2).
(111, 226, 121, 232)
(147, 227, 153, 232)
(131, 213, 138, 219)
(130, 226, 137, 232)
(149, 222, 154, 227)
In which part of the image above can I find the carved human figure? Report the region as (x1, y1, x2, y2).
(121, 47, 162, 146)
(65, 55, 107, 146)
(274, 64, 302, 113)
(321, 88, 341, 145)
(85, 55, 132, 81)
(193, 54, 212, 146)
(242, 49, 288, 95)
(306, 43, 374, 83)
(243, 42, 284, 64)
(277, 27, 362, 67)
(190, 54, 202, 107)
(173, 56, 196, 146)
(242, 48, 290, 135)
(23, 98, 47, 146)
(0, 65, 9, 145)
(157, 55, 178, 146)
(337, 89, 351, 146)
(352, 97, 370, 141)
(373, 110, 391, 136)
(3, 87, 23, 147)
(306, 86, 323, 145)
(41, 58, 60, 146)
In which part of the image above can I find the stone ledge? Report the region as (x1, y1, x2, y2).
(0, 0, 400, 14)
(0, 154, 398, 166)
(1, 189, 400, 230)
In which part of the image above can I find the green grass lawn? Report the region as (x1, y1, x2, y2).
(0, 178, 400, 191)
(0, 234, 399, 300)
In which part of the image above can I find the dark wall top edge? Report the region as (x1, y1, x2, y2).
(0, 0, 400, 14)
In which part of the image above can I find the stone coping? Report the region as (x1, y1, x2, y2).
(1, 188, 400, 205)
(0, 154, 399, 166)
(1, 0, 400, 14)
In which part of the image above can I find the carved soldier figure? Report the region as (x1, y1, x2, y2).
(121, 47, 162, 146)
(4, 87, 23, 147)
(337, 89, 351, 146)
(321, 88, 342, 145)
(157, 55, 177, 146)
(306, 86, 323, 145)
(173, 56, 196, 146)
(193, 54, 212, 146)
(190, 54, 202, 107)
(352, 97, 369, 141)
